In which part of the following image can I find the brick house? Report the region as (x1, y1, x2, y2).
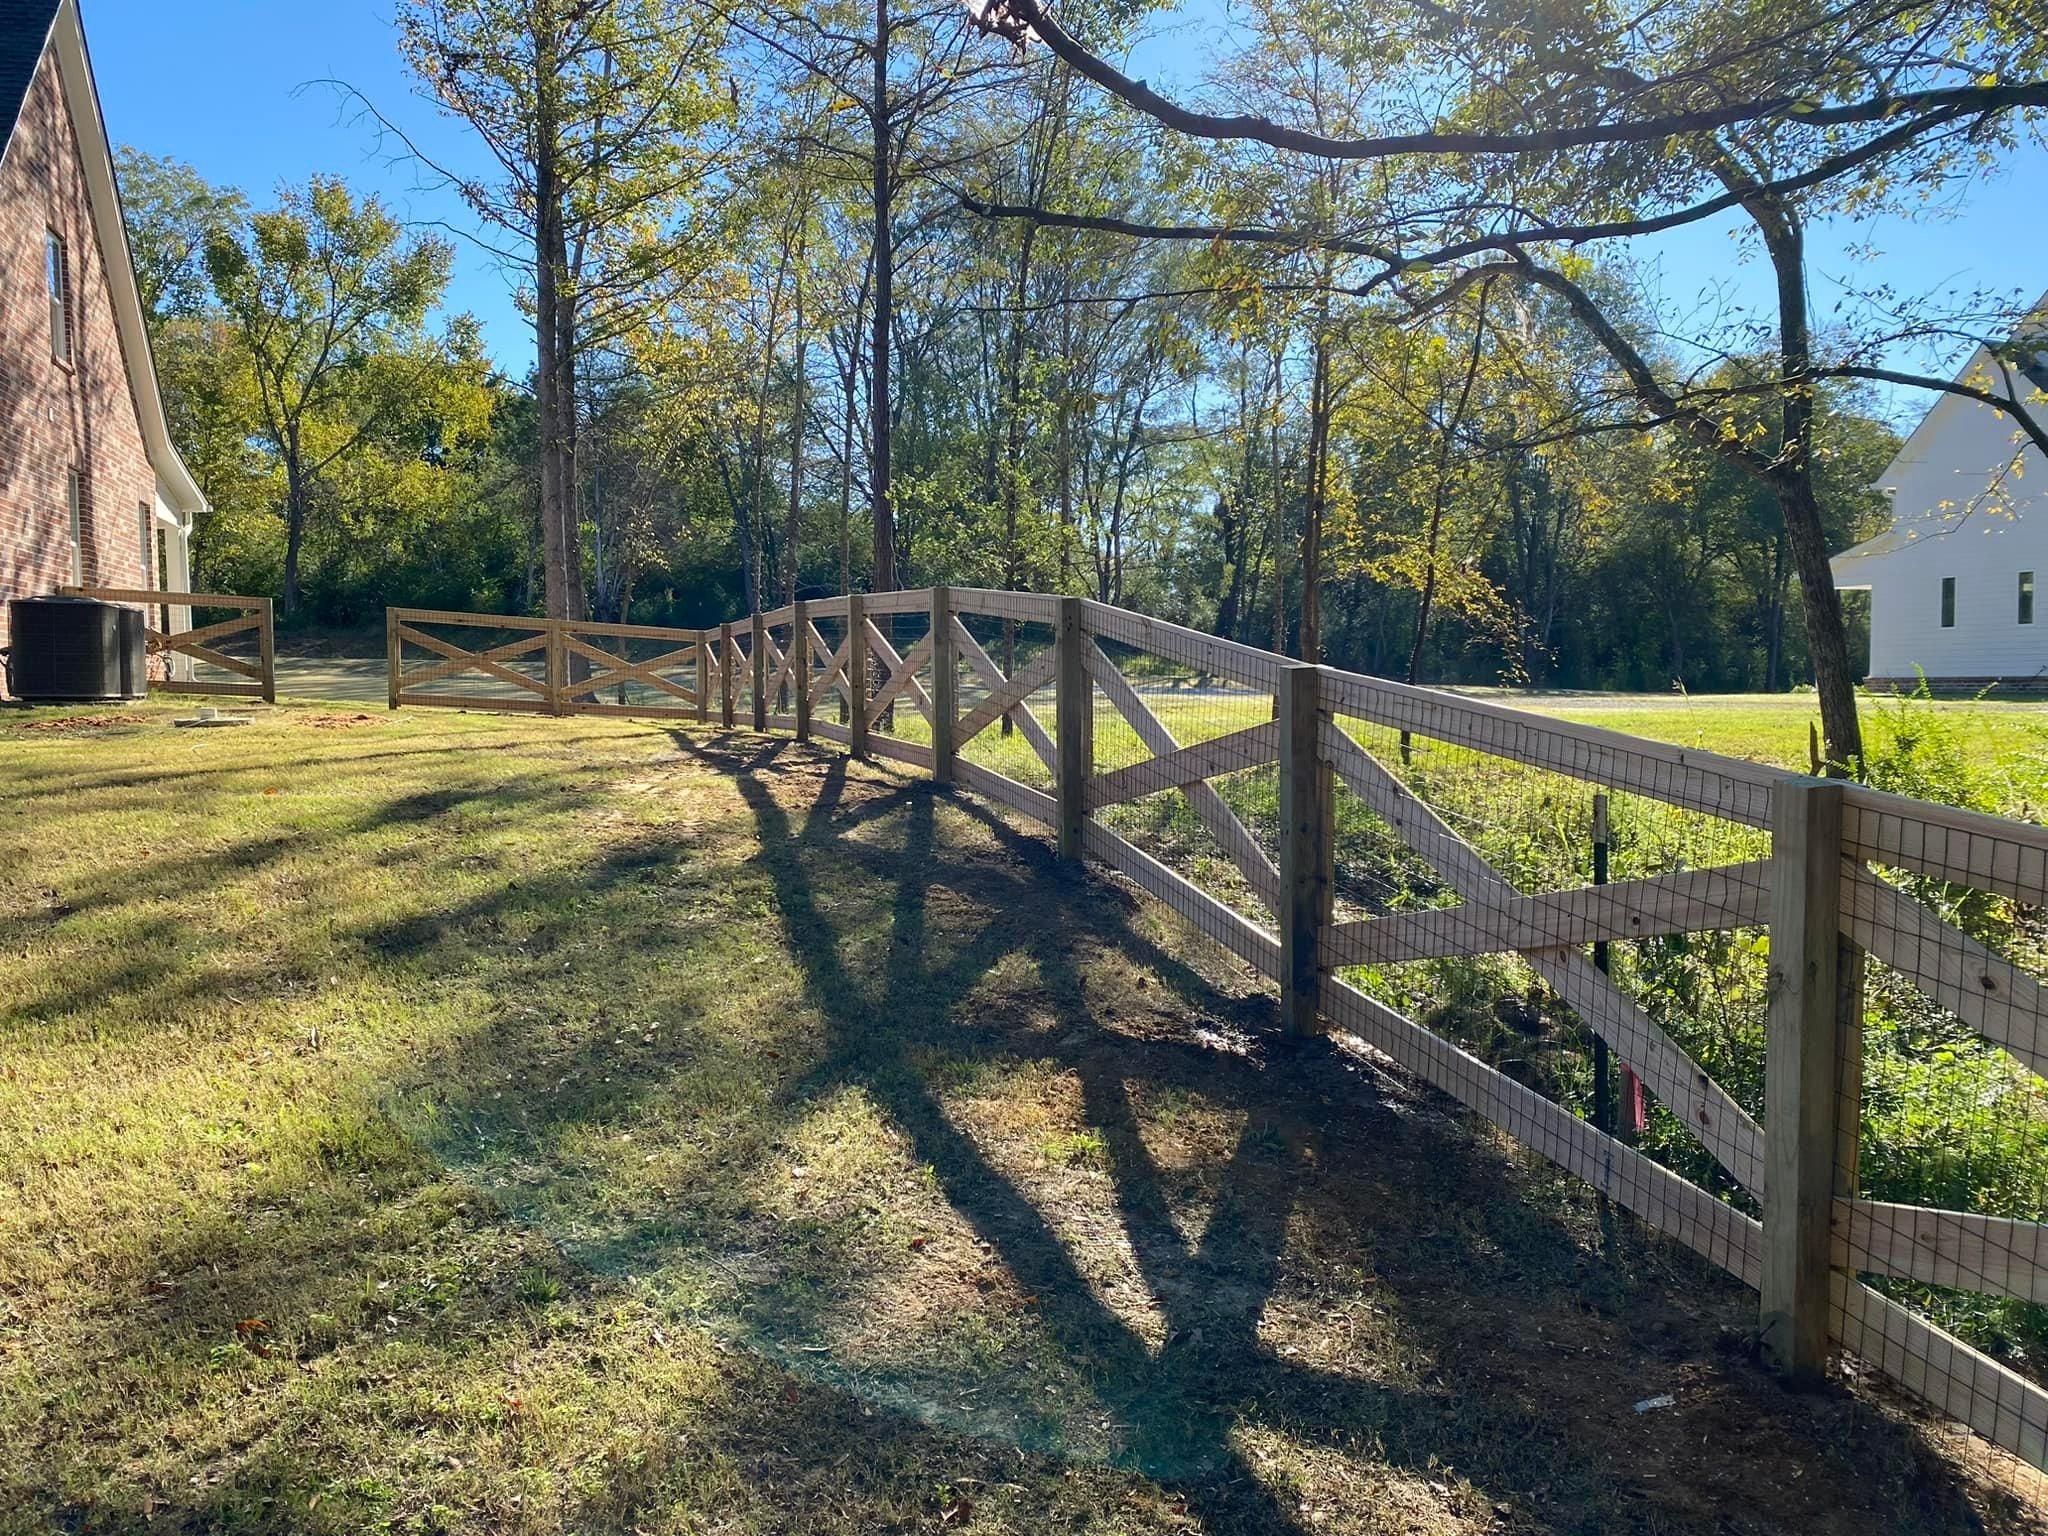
(0, 0, 205, 690)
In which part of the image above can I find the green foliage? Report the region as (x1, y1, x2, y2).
(114, 147, 247, 326)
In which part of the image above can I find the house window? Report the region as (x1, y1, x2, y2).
(45, 231, 69, 364)
(66, 469, 82, 585)
(2023, 572, 2036, 626)
(1941, 576, 1957, 628)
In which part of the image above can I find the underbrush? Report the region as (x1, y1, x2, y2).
(1102, 684, 2048, 1377)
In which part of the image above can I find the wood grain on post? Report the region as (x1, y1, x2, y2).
(1277, 663, 1332, 1036)
(1762, 775, 1846, 1385)
(256, 598, 276, 704)
(846, 593, 868, 759)
(793, 601, 811, 742)
(751, 612, 768, 731)
(720, 621, 736, 728)
(386, 608, 400, 710)
(931, 586, 956, 784)
(1055, 596, 1090, 860)
(546, 620, 566, 716)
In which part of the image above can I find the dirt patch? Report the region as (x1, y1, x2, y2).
(17, 712, 148, 732)
(294, 712, 382, 729)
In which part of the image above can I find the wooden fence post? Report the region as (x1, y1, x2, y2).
(694, 632, 709, 724)
(386, 608, 401, 710)
(256, 598, 276, 704)
(1277, 662, 1332, 1036)
(793, 600, 811, 742)
(847, 592, 868, 759)
(720, 620, 736, 728)
(751, 611, 768, 732)
(1761, 774, 1846, 1385)
(1055, 595, 1090, 860)
(546, 620, 566, 717)
(1591, 791, 1612, 1134)
(931, 585, 956, 784)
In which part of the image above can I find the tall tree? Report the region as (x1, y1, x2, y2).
(203, 178, 477, 616)
(970, 0, 2048, 765)
(392, 0, 729, 623)
(734, 0, 1017, 589)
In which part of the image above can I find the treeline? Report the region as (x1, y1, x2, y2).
(121, 0, 1950, 694)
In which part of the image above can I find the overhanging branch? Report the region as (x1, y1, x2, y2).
(972, 0, 2048, 164)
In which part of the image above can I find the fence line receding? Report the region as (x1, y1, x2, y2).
(387, 589, 2048, 1479)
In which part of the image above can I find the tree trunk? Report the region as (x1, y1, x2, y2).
(535, 116, 571, 622)
(1736, 179, 1863, 769)
(839, 337, 855, 598)
(1301, 333, 1331, 666)
(746, 243, 791, 616)
(554, 252, 584, 624)
(1056, 304, 1074, 586)
(999, 222, 1035, 729)
(785, 249, 804, 607)
(1780, 475, 1861, 765)
(1406, 285, 1490, 685)
(1269, 343, 1287, 658)
(1765, 529, 1787, 692)
(869, 0, 896, 593)
(281, 454, 307, 619)
(1216, 495, 1245, 640)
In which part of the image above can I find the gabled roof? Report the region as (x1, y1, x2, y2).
(1835, 302, 2048, 580)
(0, 0, 205, 524)
(0, 1, 62, 155)
(1994, 339, 2048, 400)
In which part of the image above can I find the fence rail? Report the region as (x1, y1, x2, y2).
(62, 586, 274, 702)
(388, 591, 2048, 1477)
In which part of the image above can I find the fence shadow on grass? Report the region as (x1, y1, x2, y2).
(667, 733, 1992, 1536)
(20, 727, 2006, 1534)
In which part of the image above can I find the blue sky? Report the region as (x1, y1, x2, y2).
(81, 0, 2048, 421)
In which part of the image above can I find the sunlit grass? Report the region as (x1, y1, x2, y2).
(0, 697, 2035, 1533)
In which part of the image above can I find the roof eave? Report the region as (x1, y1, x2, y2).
(48, 0, 207, 521)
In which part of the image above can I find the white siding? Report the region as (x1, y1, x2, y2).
(1833, 344, 2048, 681)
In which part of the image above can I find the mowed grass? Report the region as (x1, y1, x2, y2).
(1521, 689, 2048, 786)
(2, 698, 2044, 1535)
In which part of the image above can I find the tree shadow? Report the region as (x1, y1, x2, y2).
(17, 726, 2010, 1535)
(660, 735, 1995, 1535)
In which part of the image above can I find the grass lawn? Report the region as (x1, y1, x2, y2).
(1520, 689, 2048, 782)
(2, 698, 2042, 1534)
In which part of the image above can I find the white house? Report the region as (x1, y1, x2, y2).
(1831, 328, 2048, 690)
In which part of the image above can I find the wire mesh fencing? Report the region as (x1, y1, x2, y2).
(859, 591, 937, 771)
(1825, 789, 2048, 1473)
(952, 591, 1058, 800)
(560, 618, 708, 721)
(61, 585, 276, 702)
(1323, 697, 1773, 1207)
(800, 600, 854, 747)
(1078, 606, 1282, 966)
(388, 609, 557, 712)
(759, 606, 798, 730)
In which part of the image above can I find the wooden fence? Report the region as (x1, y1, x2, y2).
(62, 586, 274, 702)
(389, 590, 2048, 1475)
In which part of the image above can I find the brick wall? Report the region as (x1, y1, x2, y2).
(0, 44, 157, 687)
